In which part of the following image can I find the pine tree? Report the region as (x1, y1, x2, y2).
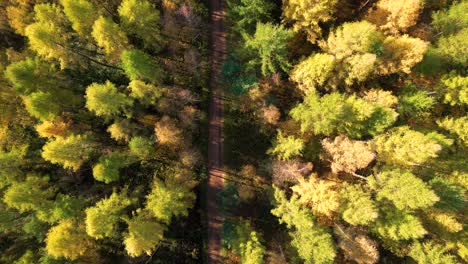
(291, 176, 340, 217)
(41, 134, 95, 171)
(283, 0, 337, 42)
(23, 91, 61, 121)
(3, 175, 55, 213)
(92, 152, 134, 183)
(340, 184, 378, 226)
(121, 49, 162, 83)
(129, 136, 155, 160)
(373, 126, 444, 166)
(85, 192, 131, 239)
(268, 131, 304, 160)
(85, 81, 133, 119)
(61, 0, 98, 37)
(431, 1, 468, 36)
(372, 206, 427, 241)
(45, 219, 94, 260)
(227, 0, 274, 34)
(123, 211, 166, 257)
(398, 85, 435, 117)
(239, 231, 266, 264)
(290, 53, 336, 93)
(245, 23, 293, 76)
(92, 16, 128, 61)
(409, 241, 458, 264)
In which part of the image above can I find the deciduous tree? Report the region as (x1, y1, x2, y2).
(85, 81, 133, 119)
(268, 131, 304, 160)
(61, 0, 98, 37)
(42, 134, 95, 171)
(92, 16, 128, 61)
(123, 211, 166, 257)
(45, 219, 94, 260)
(121, 49, 162, 83)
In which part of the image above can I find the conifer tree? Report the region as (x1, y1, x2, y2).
(42, 134, 95, 171)
(291, 176, 340, 217)
(45, 219, 94, 260)
(92, 16, 128, 61)
(227, 0, 274, 34)
(366, 0, 423, 34)
(92, 152, 134, 183)
(3, 175, 55, 213)
(437, 116, 468, 145)
(129, 136, 155, 160)
(23, 91, 61, 121)
(85, 81, 133, 119)
(124, 211, 166, 257)
(121, 49, 162, 83)
(61, 0, 98, 37)
(268, 131, 304, 160)
(440, 73, 468, 106)
(128, 80, 163, 106)
(290, 53, 335, 93)
(340, 184, 378, 226)
(372, 206, 427, 241)
(409, 241, 458, 264)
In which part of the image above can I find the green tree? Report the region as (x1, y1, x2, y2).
(240, 231, 265, 264)
(373, 126, 444, 166)
(5, 58, 57, 95)
(145, 177, 196, 224)
(437, 116, 468, 145)
(227, 0, 274, 34)
(283, 0, 337, 42)
(433, 28, 468, 67)
(23, 91, 61, 121)
(61, 0, 98, 37)
(85, 81, 133, 119)
(291, 176, 340, 217)
(245, 23, 293, 76)
(268, 131, 304, 160)
(3, 175, 55, 213)
(271, 187, 336, 263)
(85, 192, 131, 239)
(429, 177, 465, 212)
(409, 241, 458, 264)
(121, 49, 162, 83)
(398, 85, 434, 117)
(129, 136, 155, 160)
(45, 219, 94, 260)
(290, 53, 335, 93)
(124, 211, 166, 257)
(92, 16, 128, 61)
(340, 184, 378, 226)
(372, 206, 427, 241)
(92, 152, 134, 183)
(128, 80, 163, 106)
(369, 169, 439, 210)
(431, 1, 468, 36)
(41, 134, 95, 171)
(440, 73, 468, 106)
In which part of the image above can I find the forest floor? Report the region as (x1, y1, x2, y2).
(206, 0, 226, 262)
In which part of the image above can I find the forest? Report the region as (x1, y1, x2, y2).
(0, 0, 466, 263)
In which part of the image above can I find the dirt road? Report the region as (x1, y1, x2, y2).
(206, 0, 226, 262)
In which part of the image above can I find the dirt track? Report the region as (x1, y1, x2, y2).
(206, 0, 226, 262)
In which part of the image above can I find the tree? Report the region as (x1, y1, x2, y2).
(378, 35, 428, 75)
(363, 89, 398, 108)
(129, 136, 155, 160)
(283, 0, 337, 42)
(339, 184, 378, 226)
(23, 91, 61, 121)
(372, 206, 427, 241)
(398, 85, 434, 117)
(121, 49, 162, 83)
(440, 73, 468, 106)
(5, 58, 57, 95)
(409, 241, 458, 264)
(431, 1, 468, 36)
(92, 16, 128, 61)
(35, 118, 71, 138)
(322, 135, 376, 175)
(123, 211, 166, 257)
(433, 28, 468, 68)
(3, 175, 55, 213)
(85, 81, 133, 119)
(226, 0, 274, 34)
(369, 169, 439, 210)
(45, 219, 94, 260)
(365, 0, 423, 34)
(145, 177, 195, 224)
(334, 225, 379, 264)
(239, 231, 266, 264)
(85, 192, 131, 239)
(291, 176, 340, 217)
(154, 116, 183, 146)
(245, 23, 293, 76)
(429, 177, 465, 212)
(5, 0, 36, 35)
(271, 187, 336, 263)
(437, 116, 468, 145)
(107, 119, 136, 142)
(118, 0, 162, 47)
(128, 80, 163, 106)
(92, 152, 134, 183)
(223, 220, 266, 264)
(61, 0, 98, 37)
(268, 131, 304, 160)
(41, 134, 95, 171)
(373, 126, 444, 166)
(290, 53, 335, 93)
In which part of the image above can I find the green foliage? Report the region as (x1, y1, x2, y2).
(339, 184, 378, 226)
(3, 175, 55, 213)
(291, 176, 340, 217)
(129, 136, 155, 160)
(268, 131, 304, 160)
(92, 152, 134, 183)
(23, 216, 48, 241)
(290, 53, 335, 93)
(4, 58, 56, 95)
(14, 250, 35, 264)
(429, 177, 466, 212)
(85, 81, 133, 119)
(41, 134, 95, 171)
(245, 23, 293, 76)
(438, 116, 468, 144)
(128, 80, 162, 106)
(23, 91, 61, 121)
(291, 92, 397, 138)
(61, 0, 98, 36)
(45, 219, 94, 260)
(432, 1, 468, 36)
(227, 0, 274, 34)
(398, 85, 435, 117)
(440, 73, 468, 106)
(223, 220, 265, 264)
(409, 241, 458, 264)
(373, 126, 444, 166)
(121, 49, 162, 83)
(369, 169, 439, 210)
(46, 194, 84, 222)
(373, 207, 427, 241)
(124, 211, 166, 257)
(85, 191, 131, 239)
(146, 177, 195, 224)
(434, 28, 468, 67)
(92, 16, 128, 61)
(271, 187, 336, 263)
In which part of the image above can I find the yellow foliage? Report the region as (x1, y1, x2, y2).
(366, 0, 423, 35)
(45, 220, 94, 260)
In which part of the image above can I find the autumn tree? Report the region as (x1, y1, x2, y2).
(123, 211, 166, 257)
(92, 16, 128, 61)
(41, 134, 95, 171)
(334, 225, 379, 264)
(85, 191, 132, 239)
(5, 57, 57, 95)
(283, 0, 337, 42)
(322, 135, 375, 175)
(437, 116, 468, 145)
(3, 175, 55, 213)
(339, 184, 378, 226)
(61, 0, 98, 37)
(290, 53, 335, 93)
(45, 219, 95, 260)
(440, 73, 468, 106)
(129, 136, 155, 160)
(121, 49, 162, 83)
(154, 116, 183, 146)
(92, 152, 135, 183)
(245, 23, 293, 76)
(128, 80, 163, 106)
(268, 131, 304, 160)
(409, 241, 458, 264)
(85, 81, 133, 119)
(366, 0, 423, 35)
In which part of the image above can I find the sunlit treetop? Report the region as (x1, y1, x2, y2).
(92, 16, 128, 62)
(61, 0, 99, 37)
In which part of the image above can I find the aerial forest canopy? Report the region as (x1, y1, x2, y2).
(0, 0, 466, 263)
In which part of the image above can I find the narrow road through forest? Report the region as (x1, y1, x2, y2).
(207, 0, 226, 262)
